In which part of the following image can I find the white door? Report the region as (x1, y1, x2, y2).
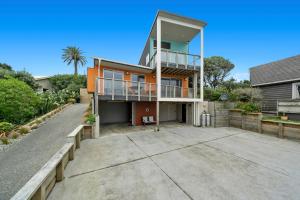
(160, 103, 177, 121)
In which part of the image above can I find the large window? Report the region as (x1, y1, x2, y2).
(161, 78, 182, 98)
(103, 69, 124, 95)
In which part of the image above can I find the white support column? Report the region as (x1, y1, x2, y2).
(194, 72, 198, 99)
(156, 17, 162, 131)
(200, 27, 204, 101)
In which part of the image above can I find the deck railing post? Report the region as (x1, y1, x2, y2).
(149, 83, 151, 101)
(176, 52, 178, 68)
(173, 86, 176, 98)
(112, 79, 114, 100)
(138, 82, 141, 101)
(125, 81, 128, 101)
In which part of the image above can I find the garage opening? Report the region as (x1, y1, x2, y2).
(99, 101, 131, 124)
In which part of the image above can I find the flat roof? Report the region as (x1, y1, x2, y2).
(94, 57, 153, 73)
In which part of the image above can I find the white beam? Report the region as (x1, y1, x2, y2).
(159, 17, 202, 30)
(200, 27, 204, 101)
(156, 17, 162, 131)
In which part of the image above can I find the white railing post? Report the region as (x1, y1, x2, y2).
(166, 50, 169, 67)
(138, 82, 140, 101)
(175, 52, 178, 68)
(181, 87, 183, 98)
(112, 79, 114, 100)
(173, 86, 176, 98)
(149, 83, 151, 101)
(125, 81, 128, 101)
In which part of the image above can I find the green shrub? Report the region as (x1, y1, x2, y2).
(19, 126, 30, 134)
(85, 114, 96, 125)
(14, 71, 39, 91)
(0, 138, 9, 145)
(232, 88, 262, 102)
(50, 74, 86, 92)
(235, 102, 261, 113)
(0, 122, 13, 134)
(0, 77, 40, 124)
(68, 98, 76, 104)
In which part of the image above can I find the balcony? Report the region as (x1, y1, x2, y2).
(96, 78, 197, 101)
(149, 49, 200, 75)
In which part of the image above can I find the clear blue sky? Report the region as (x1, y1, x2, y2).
(1, 0, 300, 80)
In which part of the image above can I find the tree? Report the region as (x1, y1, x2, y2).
(221, 78, 251, 92)
(0, 63, 12, 71)
(62, 47, 86, 76)
(204, 56, 235, 88)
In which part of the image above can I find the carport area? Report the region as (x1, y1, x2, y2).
(49, 127, 300, 200)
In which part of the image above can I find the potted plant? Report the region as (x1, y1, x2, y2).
(281, 113, 288, 121)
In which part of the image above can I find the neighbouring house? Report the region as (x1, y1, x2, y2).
(34, 76, 53, 93)
(250, 55, 300, 119)
(87, 10, 206, 130)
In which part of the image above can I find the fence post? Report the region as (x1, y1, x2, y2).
(258, 113, 263, 133)
(241, 113, 245, 129)
(278, 122, 284, 138)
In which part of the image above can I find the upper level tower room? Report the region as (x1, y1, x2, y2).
(139, 11, 207, 75)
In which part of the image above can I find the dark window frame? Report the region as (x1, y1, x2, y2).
(153, 40, 171, 50)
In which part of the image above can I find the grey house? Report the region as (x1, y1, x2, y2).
(250, 55, 300, 114)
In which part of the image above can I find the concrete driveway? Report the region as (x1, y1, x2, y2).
(49, 127, 300, 200)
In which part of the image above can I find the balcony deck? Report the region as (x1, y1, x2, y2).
(149, 50, 200, 76)
(96, 78, 198, 102)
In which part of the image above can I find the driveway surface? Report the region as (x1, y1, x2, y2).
(49, 126, 300, 200)
(0, 103, 87, 200)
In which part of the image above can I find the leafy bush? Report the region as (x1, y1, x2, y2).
(231, 88, 262, 102)
(0, 77, 40, 124)
(50, 74, 86, 92)
(0, 69, 38, 90)
(85, 114, 95, 125)
(235, 102, 261, 113)
(14, 71, 39, 90)
(0, 122, 13, 134)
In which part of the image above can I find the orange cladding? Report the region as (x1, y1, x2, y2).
(87, 65, 189, 94)
(135, 102, 156, 125)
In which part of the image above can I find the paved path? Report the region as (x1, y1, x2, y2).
(0, 103, 87, 200)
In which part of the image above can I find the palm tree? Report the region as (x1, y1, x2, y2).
(62, 46, 87, 76)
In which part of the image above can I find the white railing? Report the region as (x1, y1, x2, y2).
(149, 49, 200, 70)
(97, 78, 198, 100)
(97, 78, 156, 101)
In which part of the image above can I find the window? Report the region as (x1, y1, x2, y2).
(292, 82, 300, 99)
(161, 77, 181, 86)
(153, 40, 171, 49)
(103, 69, 124, 95)
(132, 74, 145, 82)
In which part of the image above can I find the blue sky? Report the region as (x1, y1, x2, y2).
(0, 0, 300, 80)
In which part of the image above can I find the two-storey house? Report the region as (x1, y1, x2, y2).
(87, 11, 207, 133)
